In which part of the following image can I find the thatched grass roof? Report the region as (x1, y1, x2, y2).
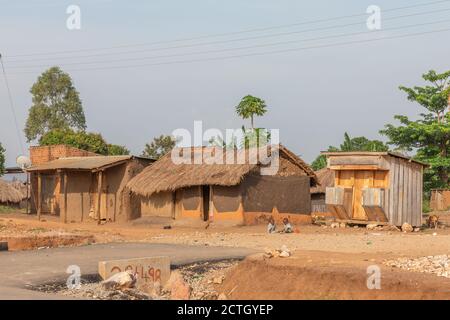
(127, 144, 317, 197)
(0, 179, 25, 203)
(310, 168, 334, 194)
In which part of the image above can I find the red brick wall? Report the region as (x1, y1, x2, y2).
(30, 145, 99, 165)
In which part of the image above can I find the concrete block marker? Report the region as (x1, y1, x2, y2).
(98, 256, 170, 286)
(0, 242, 8, 251)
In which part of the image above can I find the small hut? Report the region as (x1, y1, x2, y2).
(126, 145, 318, 225)
(310, 168, 334, 213)
(430, 189, 450, 211)
(27, 155, 153, 223)
(0, 179, 25, 206)
(323, 152, 427, 227)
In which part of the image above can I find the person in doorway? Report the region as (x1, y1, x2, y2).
(281, 217, 293, 233)
(267, 216, 276, 233)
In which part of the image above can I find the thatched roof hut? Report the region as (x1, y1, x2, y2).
(126, 144, 317, 226)
(127, 144, 317, 197)
(310, 168, 334, 194)
(0, 179, 25, 204)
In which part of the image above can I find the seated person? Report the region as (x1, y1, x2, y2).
(281, 218, 293, 233)
(267, 216, 276, 233)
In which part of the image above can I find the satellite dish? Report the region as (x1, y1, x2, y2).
(16, 155, 31, 170)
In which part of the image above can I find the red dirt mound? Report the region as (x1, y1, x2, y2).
(219, 254, 450, 300)
(1, 233, 95, 251)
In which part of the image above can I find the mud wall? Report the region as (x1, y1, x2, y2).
(211, 185, 244, 223)
(241, 174, 311, 213)
(240, 174, 311, 225)
(141, 191, 174, 218)
(110, 159, 153, 222)
(65, 171, 92, 222)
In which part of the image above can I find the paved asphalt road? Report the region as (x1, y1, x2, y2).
(0, 242, 256, 299)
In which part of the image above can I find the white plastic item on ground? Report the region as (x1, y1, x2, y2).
(101, 271, 137, 291)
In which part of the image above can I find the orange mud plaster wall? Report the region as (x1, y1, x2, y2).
(179, 186, 204, 220)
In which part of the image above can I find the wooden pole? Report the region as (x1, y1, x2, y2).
(209, 186, 213, 221)
(97, 171, 103, 224)
(37, 173, 41, 221)
(26, 172, 29, 215)
(63, 171, 68, 223)
(171, 192, 176, 219)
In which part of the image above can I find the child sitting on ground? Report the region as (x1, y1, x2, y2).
(267, 216, 276, 233)
(281, 217, 293, 233)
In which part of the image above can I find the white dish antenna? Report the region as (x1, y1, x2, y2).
(16, 155, 31, 170)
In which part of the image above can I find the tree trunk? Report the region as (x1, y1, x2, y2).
(251, 115, 254, 129)
(439, 142, 449, 185)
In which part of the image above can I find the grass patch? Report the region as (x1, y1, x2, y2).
(0, 205, 22, 214)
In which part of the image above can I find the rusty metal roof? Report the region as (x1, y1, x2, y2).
(26, 155, 133, 172)
(321, 151, 429, 166)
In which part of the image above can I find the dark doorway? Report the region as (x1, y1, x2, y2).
(202, 185, 210, 221)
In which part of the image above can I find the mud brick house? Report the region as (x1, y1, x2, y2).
(430, 189, 450, 211)
(323, 152, 427, 227)
(27, 145, 153, 223)
(30, 145, 99, 165)
(126, 145, 318, 225)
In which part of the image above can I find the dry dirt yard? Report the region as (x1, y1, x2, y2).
(2, 212, 450, 299)
(2, 212, 449, 256)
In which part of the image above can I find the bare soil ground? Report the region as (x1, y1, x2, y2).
(1, 212, 450, 299)
(219, 252, 450, 300)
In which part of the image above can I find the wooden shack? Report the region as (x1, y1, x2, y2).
(323, 152, 427, 227)
(430, 189, 450, 211)
(126, 145, 318, 226)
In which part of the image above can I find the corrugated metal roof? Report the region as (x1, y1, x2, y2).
(321, 151, 429, 166)
(27, 155, 133, 172)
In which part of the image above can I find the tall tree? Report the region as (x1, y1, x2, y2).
(209, 126, 270, 149)
(24, 66, 86, 141)
(235, 95, 267, 129)
(339, 132, 388, 152)
(380, 70, 450, 191)
(39, 129, 129, 155)
(106, 144, 130, 156)
(142, 135, 176, 159)
(311, 132, 388, 171)
(0, 143, 5, 176)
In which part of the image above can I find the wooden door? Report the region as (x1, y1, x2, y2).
(352, 171, 375, 220)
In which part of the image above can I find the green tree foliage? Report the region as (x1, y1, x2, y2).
(235, 95, 267, 129)
(339, 132, 388, 152)
(209, 126, 270, 149)
(311, 147, 338, 171)
(311, 133, 388, 171)
(380, 70, 450, 192)
(142, 135, 176, 159)
(24, 66, 86, 142)
(106, 144, 130, 156)
(0, 143, 5, 176)
(39, 129, 129, 156)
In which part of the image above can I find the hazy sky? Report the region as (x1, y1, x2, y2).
(1, 0, 450, 168)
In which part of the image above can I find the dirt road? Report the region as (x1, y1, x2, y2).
(2, 214, 450, 256)
(0, 242, 255, 299)
(1, 213, 450, 299)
